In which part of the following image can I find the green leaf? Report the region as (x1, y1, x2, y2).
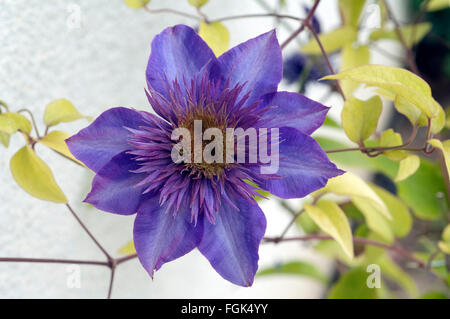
(420, 291, 448, 299)
(188, 0, 209, 8)
(328, 267, 378, 299)
(257, 261, 328, 283)
(340, 44, 370, 97)
(428, 139, 450, 177)
(44, 99, 87, 127)
(301, 26, 357, 55)
(318, 172, 390, 219)
(397, 158, 447, 220)
(322, 65, 439, 118)
(339, 0, 366, 26)
(39, 131, 84, 166)
(379, 129, 408, 161)
(124, 0, 150, 9)
(377, 254, 419, 297)
(322, 116, 341, 128)
(198, 22, 230, 57)
(370, 23, 432, 47)
(245, 180, 270, 201)
(10, 146, 68, 203)
(118, 240, 136, 254)
(427, 0, 450, 12)
(395, 154, 420, 182)
(342, 96, 382, 143)
(304, 201, 354, 259)
(370, 185, 412, 238)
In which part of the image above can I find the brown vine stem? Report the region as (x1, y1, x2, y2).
(211, 13, 302, 23)
(305, 24, 346, 100)
(107, 266, 116, 299)
(381, 0, 421, 76)
(143, 6, 202, 21)
(264, 235, 426, 268)
(116, 253, 138, 265)
(280, 0, 320, 50)
(66, 204, 113, 262)
(0, 257, 109, 267)
(326, 125, 421, 155)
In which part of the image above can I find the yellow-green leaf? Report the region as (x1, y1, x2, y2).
(301, 26, 357, 55)
(188, 0, 209, 8)
(394, 95, 423, 125)
(0, 131, 10, 147)
(118, 240, 136, 254)
(370, 23, 432, 47)
(10, 146, 68, 203)
(428, 139, 450, 177)
(438, 224, 450, 254)
(427, 0, 450, 11)
(342, 96, 382, 143)
(379, 129, 408, 161)
(44, 99, 87, 127)
(322, 65, 439, 117)
(319, 172, 390, 219)
(352, 197, 394, 242)
(0, 114, 16, 134)
(394, 95, 445, 134)
(0, 113, 32, 134)
(39, 131, 84, 166)
(370, 185, 412, 238)
(339, 0, 366, 27)
(395, 154, 420, 182)
(304, 201, 354, 259)
(340, 44, 370, 97)
(198, 21, 230, 57)
(124, 0, 150, 9)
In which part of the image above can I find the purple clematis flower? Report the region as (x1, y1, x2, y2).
(66, 25, 343, 287)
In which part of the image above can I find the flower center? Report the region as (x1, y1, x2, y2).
(176, 107, 233, 179)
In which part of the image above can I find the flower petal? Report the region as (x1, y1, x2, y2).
(208, 30, 282, 106)
(66, 107, 144, 173)
(146, 25, 216, 99)
(133, 196, 202, 277)
(260, 91, 329, 134)
(258, 127, 344, 199)
(198, 196, 266, 287)
(84, 152, 146, 215)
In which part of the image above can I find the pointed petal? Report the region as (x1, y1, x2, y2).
(198, 196, 266, 287)
(66, 107, 144, 173)
(260, 91, 329, 134)
(84, 152, 146, 215)
(208, 30, 282, 106)
(146, 25, 216, 99)
(133, 196, 202, 277)
(258, 127, 344, 199)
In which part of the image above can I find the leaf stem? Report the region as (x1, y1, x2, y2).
(17, 108, 41, 139)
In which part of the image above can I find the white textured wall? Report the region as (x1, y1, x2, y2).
(0, 0, 344, 298)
